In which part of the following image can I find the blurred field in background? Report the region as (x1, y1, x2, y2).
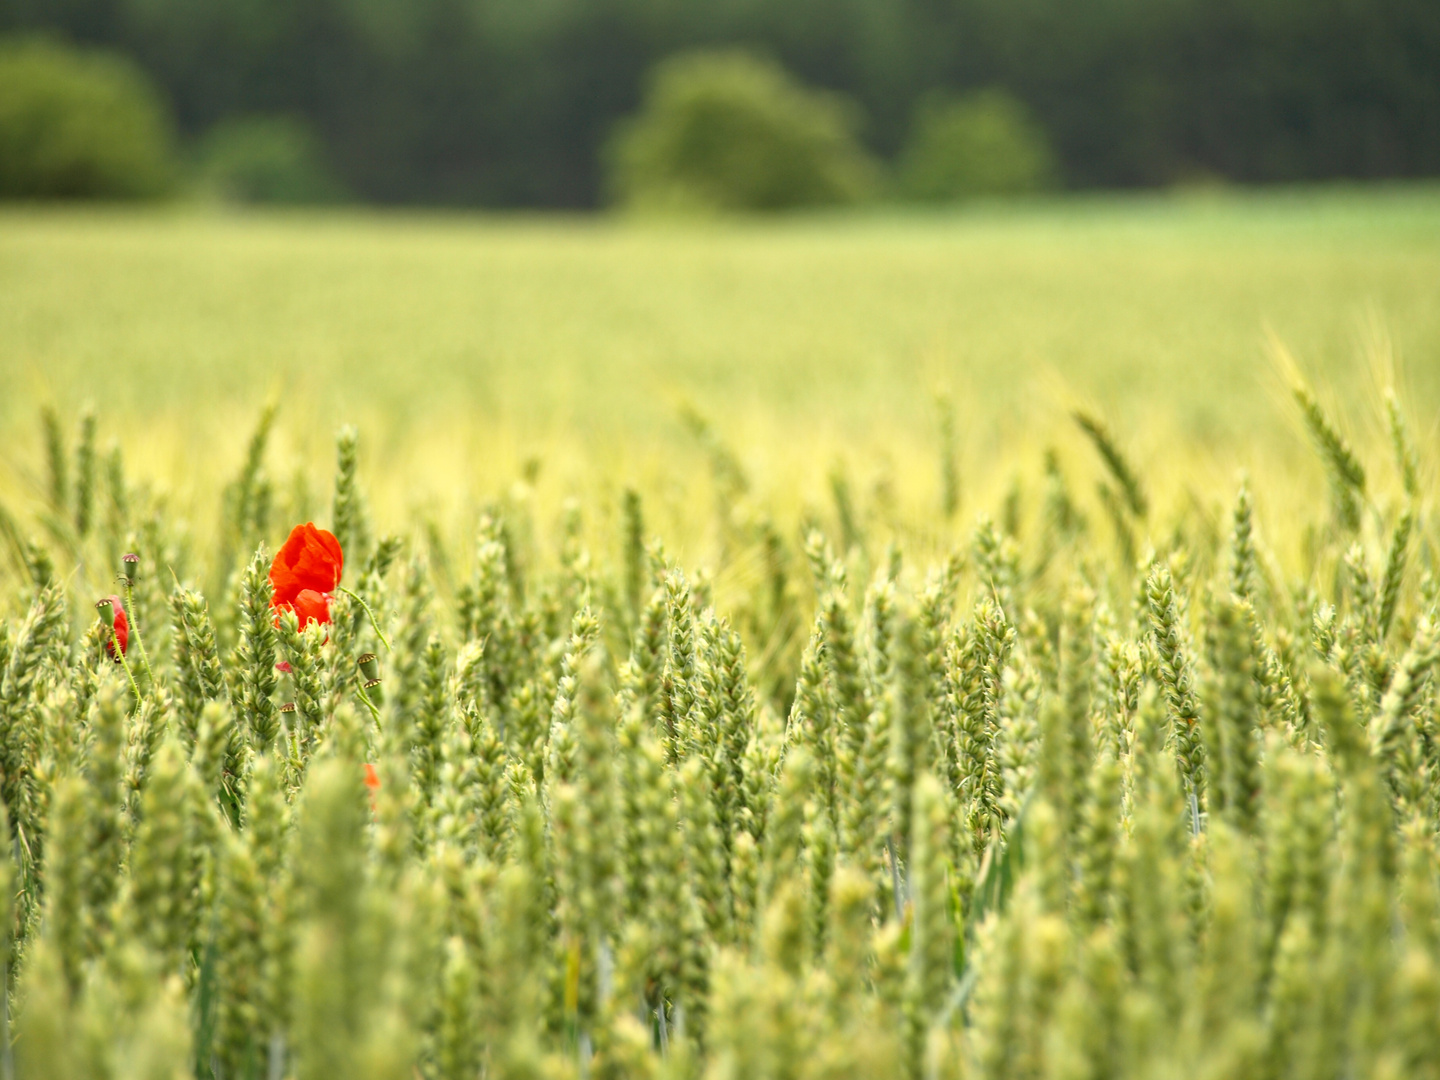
(3, 183, 1439, 563)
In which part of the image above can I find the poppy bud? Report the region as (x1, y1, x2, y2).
(120, 552, 139, 584)
(358, 653, 380, 681)
(98, 596, 129, 660)
(280, 702, 297, 714)
(364, 678, 384, 705)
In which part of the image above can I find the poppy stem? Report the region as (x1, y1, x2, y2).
(354, 676, 383, 726)
(122, 579, 158, 689)
(338, 586, 392, 653)
(111, 628, 144, 708)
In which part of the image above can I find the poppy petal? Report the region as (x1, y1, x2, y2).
(105, 596, 129, 660)
(290, 589, 332, 629)
(270, 523, 344, 605)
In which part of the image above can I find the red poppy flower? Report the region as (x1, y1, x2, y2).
(364, 763, 381, 810)
(103, 595, 129, 661)
(270, 523, 343, 629)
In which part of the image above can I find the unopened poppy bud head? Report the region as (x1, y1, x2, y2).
(97, 595, 128, 660)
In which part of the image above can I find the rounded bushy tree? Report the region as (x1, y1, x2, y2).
(0, 37, 177, 199)
(607, 51, 877, 213)
(899, 90, 1057, 203)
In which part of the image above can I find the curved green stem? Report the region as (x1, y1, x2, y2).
(354, 677, 383, 727)
(111, 628, 144, 708)
(338, 586, 391, 653)
(122, 580, 157, 690)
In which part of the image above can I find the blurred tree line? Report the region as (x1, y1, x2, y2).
(2, 0, 1437, 207)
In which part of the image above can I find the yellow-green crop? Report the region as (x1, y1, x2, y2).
(0, 187, 1438, 1079)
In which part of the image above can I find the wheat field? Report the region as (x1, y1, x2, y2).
(0, 186, 1439, 1079)
(4, 186, 1439, 533)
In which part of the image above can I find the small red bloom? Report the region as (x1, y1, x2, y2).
(270, 523, 343, 629)
(275, 661, 293, 675)
(363, 763, 381, 810)
(103, 596, 129, 660)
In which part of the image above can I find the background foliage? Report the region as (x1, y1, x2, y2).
(607, 51, 876, 213)
(898, 90, 1056, 202)
(194, 116, 346, 206)
(0, 36, 175, 199)
(0, 0, 1436, 206)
